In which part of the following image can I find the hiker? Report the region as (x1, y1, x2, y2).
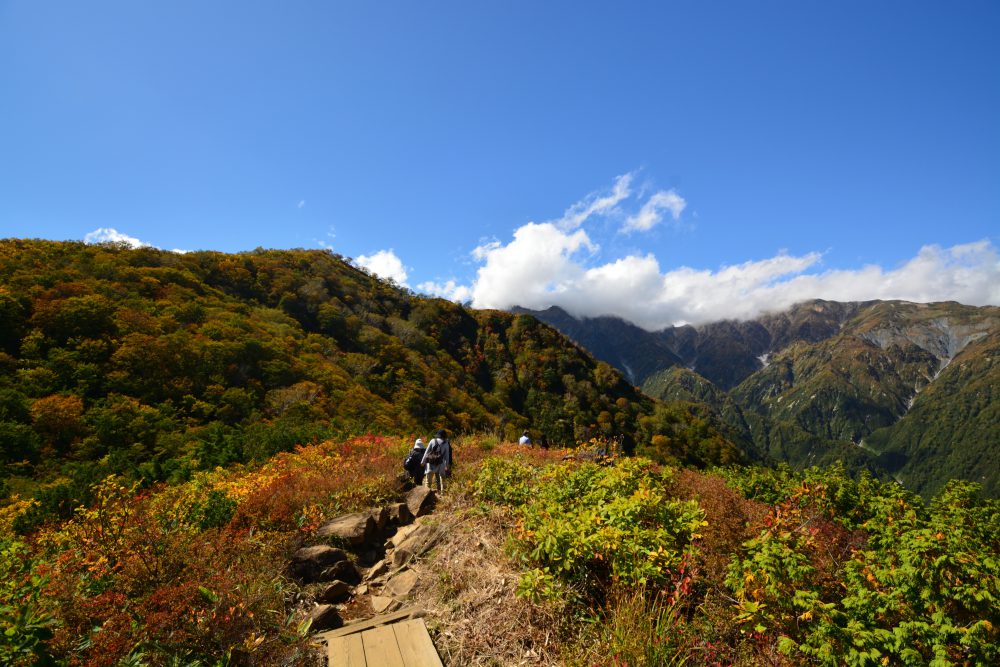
(421, 429, 452, 493)
(403, 438, 426, 486)
(518, 430, 532, 446)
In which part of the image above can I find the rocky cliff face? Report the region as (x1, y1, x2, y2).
(517, 300, 1000, 497)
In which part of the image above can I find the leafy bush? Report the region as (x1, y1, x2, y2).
(473, 457, 538, 506)
(0, 539, 61, 667)
(510, 457, 705, 604)
(726, 474, 1000, 666)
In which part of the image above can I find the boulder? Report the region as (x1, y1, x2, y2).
(391, 524, 441, 567)
(322, 559, 361, 585)
(364, 559, 389, 582)
(404, 486, 435, 517)
(370, 506, 389, 531)
(388, 502, 413, 525)
(308, 604, 343, 632)
(317, 580, 352, 604)
(389, 524, 419, 549)
(318, 512, 376, 546)
(391, 547, 414, 569)
(290, 545, 349, 582)
(385, 569, 420, 599)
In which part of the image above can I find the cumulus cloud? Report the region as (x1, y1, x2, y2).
(464, 228, 1000, 328)
(355, 249, 409, 286)
(622, 189, 686, 232)
(415, 174, 999, 328)
(84, 227, 151, 248)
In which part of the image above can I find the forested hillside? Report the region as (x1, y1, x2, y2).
(0, 239, 742, 528)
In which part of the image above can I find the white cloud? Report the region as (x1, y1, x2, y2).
(417, 279, 473, 303)
(84, 227, 151, 248)
(355, 249, 409, 286)
(317, 226, 336, 250)
(622, 189, 686, 232)
(464, 228, 1000, 328)
(414, 175, 1000, 327)
(468, 222, 597, 310)
(555, 172, 633, 230)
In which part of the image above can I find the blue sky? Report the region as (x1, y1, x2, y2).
(3, 1, 998, 325)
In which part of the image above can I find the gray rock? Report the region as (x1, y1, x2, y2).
(371, 595, 398, 614)
(388, 502, 413, 525)
(404, 486, 435, 517)
(290, 545, 349, 582)
(318, 512, 376, 546)
(385, 569, 420, 598)
(391, 547, 414, 568)
(389, 524, 419, 549)
(317, 580, 352, 604)
(321, 559, 361, 584)
(370, 506, 389, 531)
(364, 559, 389, 581)
(308, 604, 343, 632)
(396, 524, 441, 558)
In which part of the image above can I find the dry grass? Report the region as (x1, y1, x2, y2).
(411, 493, 569, 666)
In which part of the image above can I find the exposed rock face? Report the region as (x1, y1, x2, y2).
(290, 546, 350, 582)
(405, 486, 436, 517)
(317, 512, 376, 546)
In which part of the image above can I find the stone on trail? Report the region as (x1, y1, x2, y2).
(388, 502, 413, 526)
(322, 559, 361, 585)
(389, 524, 419, 549)
(308, 604, 343, 632)
(369, 506, 389, 531)
(404, 486, 436, 517)
(370, 595, 398, 614)
(317, 512, 376, 546)
(364, 558, 389, 582)
(385, 568, 420, 599)
(317, 580, 352, 604)
(290, 545, 349, 582)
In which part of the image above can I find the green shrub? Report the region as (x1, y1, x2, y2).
(473, 457, 537, 505)
(511, 457, 705, 603)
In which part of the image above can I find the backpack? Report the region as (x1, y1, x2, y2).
(403, 449, 423, 473)
(425, 439, 445, 465)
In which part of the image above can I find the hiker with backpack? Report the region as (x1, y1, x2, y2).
(421, 429, 452, 493)
(403, 438, 426, 486)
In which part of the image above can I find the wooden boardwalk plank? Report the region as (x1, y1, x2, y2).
(361, 625, 405, 667)
(393, 619, 443, 667)
(327, 633, 365, 667)
(319, 606, 425, 639)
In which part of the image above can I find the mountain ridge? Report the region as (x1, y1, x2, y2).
(516, 299, 1000, 496)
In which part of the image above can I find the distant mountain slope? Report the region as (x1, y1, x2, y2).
(517, 300, 1000, 496)
(510, 306, 683, 384)
(0, 240, 744, 516)
(520, 300, 864, 388)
